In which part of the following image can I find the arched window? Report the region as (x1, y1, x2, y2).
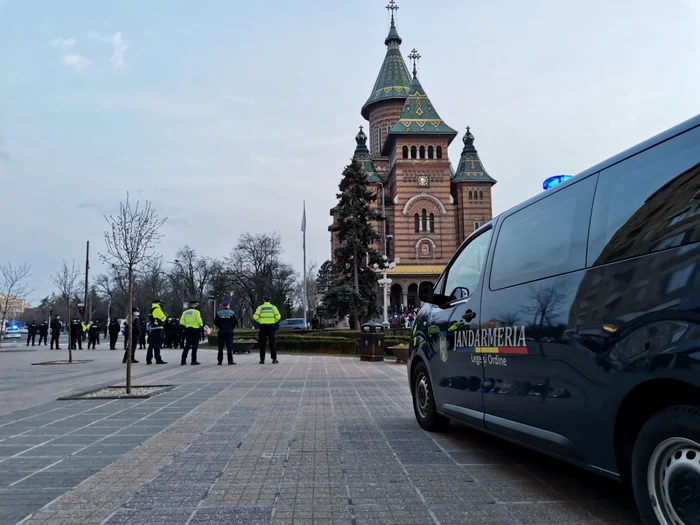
(411, 146, 417, 159)
(474, 221, 480, 231)
(402, 146, 408, 159)
(414, 213, 420, 233)
(468, 191, 473, 200)
(419, 146, 426, 159)
(428, 146, 434, 159)
(429, 213, 435, 232)
(479, 190, 484, 200)
(421, 209, 427, 232)
(436, 146, 443, 159)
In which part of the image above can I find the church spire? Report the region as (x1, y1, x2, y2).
(453, 127, 497, 184)
(361, 1, 412, 119)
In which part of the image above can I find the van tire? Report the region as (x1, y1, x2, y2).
(631, 405, 700, 525)
(412, 362, 450, 432)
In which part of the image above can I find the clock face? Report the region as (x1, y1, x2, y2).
(418, 175, 429, 187)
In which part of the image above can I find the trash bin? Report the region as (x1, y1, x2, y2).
(360, 321, 385, 362)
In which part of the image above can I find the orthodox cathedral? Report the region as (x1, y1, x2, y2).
(329, 1, 496, 308)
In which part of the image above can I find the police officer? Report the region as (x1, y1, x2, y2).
(70, 317, 83, 350)
(38, 320, 49, 346)
(146, 299, 167, 365)
(50, 315, 62, 349)
(180, 300, 203, 365)
(26, 321, 38, 346)
(138, 317, 147, 349)
(122, 308, 141, 364)
(88, 320, 101, 349)
(253, 295, 281, 364)
(214, 299, 238, 365)
(108, 318, 120, 350)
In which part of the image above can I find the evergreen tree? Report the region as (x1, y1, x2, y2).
(330, 158, 381, 329)
(316, 260, 334, 298)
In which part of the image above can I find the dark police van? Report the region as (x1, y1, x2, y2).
(409, 114, 700, 524)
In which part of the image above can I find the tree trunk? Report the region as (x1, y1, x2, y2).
(126, 266, 133, 394)
(67, 299, 72, 363)
(353, 245, 360, 330)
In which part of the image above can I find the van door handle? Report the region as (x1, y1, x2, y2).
(462, 310, 476, 322)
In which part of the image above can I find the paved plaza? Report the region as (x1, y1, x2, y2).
(0, 348, 640, 524)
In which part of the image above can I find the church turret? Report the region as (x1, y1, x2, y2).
(361, 1, 412, 156)
(452, 127, 497, 242)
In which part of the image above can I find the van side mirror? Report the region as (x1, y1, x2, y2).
(418, 281, 436, 304)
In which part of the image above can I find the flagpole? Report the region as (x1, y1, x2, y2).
(302, 201, 308, 329)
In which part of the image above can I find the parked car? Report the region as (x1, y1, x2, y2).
(2, 327, 21, 339)
(277, 318, 306, 332)
(408, 114, 700, 525)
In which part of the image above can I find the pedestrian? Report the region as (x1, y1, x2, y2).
(214, 299, 238, 365)
(178, 322, 186, 349)
(179, 300, 203, 365)
(70, 318, 83, 350)
(38, 320, 49, 346)
(122, 321, 129, 350)
(312, 315, 319, 330)
(253, 295, 281, 364)
(81, 321, 88, 342)
(163, 317, 172, 348)
(108, 318, 120, 350)
(122, 308, 140, 364)
(50, 315, 62, 349)
(138, 316, 147, 349)
(88, 320, 100, 349)
(146, 299, 167, 365)
(26, 321, 38, 346)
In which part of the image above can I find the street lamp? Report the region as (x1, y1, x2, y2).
(371, 256, 396, 328)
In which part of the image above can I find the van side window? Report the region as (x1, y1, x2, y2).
(490, 176, 596, 290)
(587, 126, 700, 266)
(443, 228, 493, 300)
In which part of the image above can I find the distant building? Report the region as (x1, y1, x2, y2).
(329, 2, 496, 308)
(0, 294, 26, 318)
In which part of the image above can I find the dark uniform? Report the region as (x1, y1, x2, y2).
(138, 321, 146, 349)
(50, 316, 62, 349)
(108, 319, 120, 350)
(253, 296, 281, 364)
(122, 322, 129, 349)
(26, 321, 38, 346)
(180, 300, 203, 365)
(122, 309, 141, 363)
(38, 321, 49, 346)
(214, 300, 238, 365)
(88, 321, 100, 349)
(70, 318, 83, 349)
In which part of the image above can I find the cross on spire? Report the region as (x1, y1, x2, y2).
(408, 48, 421, 78)
(386, 0, 399, 23)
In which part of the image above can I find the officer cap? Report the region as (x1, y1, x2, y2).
(262, 295, 271, 301)
(221, 299, 231, 307)
(188, 300, 199, 306)
(153, 298, 163, 304)
(132, 307, 140, 313)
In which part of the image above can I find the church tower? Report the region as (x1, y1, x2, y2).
(329, 1, 496, 310)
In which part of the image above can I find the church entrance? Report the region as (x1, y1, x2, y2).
(390, 283, 403, 310)
(407, 283, 419, 307)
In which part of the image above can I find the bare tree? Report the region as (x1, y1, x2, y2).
(101, 193, 166, 393)
(0, 263, 32, 347)
(172, 246, 216, 300)
(52, 260, 81, 362)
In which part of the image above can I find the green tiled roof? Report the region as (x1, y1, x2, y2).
(353, 127, 383, 183)
(453, 127, 497, 185)
(361, 18, 412, 120)
(388, 76, 457, 138)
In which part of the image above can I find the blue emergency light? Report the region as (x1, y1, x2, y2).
(543, 175, 572, 191)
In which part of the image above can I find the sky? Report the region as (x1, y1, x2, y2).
(1, 0, 699, 304)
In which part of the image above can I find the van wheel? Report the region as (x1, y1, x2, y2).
(632, 405, 700, 525)
(412, 362, 450, 432)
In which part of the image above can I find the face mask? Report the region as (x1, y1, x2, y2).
(134, 313, 140, 317)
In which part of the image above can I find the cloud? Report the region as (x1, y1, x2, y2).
(51, 38, 76, 51)
(60, 54, 91, 72)
(89, 31, 127, 70)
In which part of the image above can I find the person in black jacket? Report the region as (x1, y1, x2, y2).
(50, 315, 62, 349)
(70, 318, 83, 349)
(108, 319, 120, 350)
(138, 319, 147, 349)
(38, 321, 49, 346)
(26, 321, 38, 346)
(88, 320, 100, 349)
(214, 299, 238, 365)
(122, 308, 140, 363)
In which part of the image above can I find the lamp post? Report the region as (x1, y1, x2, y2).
(371, 256, 395, 328)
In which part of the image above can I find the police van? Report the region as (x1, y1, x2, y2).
(409, 114, 700, 524)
